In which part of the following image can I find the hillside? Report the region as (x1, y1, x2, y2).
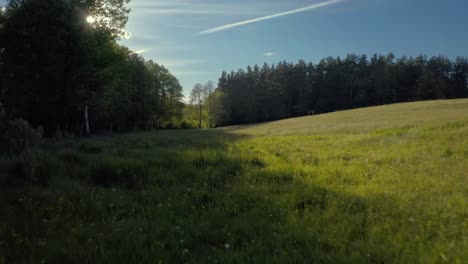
(1, 99, 467, 263)
(226, 99, 468, 135)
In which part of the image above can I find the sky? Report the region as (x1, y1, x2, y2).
(2, 0, 468, 97)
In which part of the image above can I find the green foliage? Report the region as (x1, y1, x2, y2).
(0, 105, 42, 157)
(185, 81, 226, 128)
(0, 152, 58, 187)
(180, 120, 197, 129)
(0, 0, 185, 135)
(94, 55, 185, 131)
(0, 0, 128, 135)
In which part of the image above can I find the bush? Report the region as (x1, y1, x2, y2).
(0, 152, 58, 187)
(180, 121, 196, 129)
(58, 149, 87, 165)
(90, 157, 149, 189)
(78, 142, 104, 154)
(0, 104, 42, 157)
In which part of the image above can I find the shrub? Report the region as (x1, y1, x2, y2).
(0, 152, 58, 187)
(78, 142, 104, 154)
(180, 121, 196, 129)
(0, 105, 43, 157)
(58, 149, 87, 165)
(90, 157, 149, 189)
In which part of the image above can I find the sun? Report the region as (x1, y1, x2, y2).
(86, 16, 96, 24)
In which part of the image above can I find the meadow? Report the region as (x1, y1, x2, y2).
(1, 99, 467, 263)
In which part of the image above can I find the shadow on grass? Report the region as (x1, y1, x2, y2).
(0, 129, 415, 263)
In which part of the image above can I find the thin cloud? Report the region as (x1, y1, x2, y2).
(265, 52, 277, 57)
(134, 48, 152, 54)
(199, 0, 346, 35)
(158, 59, 205, 68)
(129, 0, 279, 16)
(173, 71, 218, 76)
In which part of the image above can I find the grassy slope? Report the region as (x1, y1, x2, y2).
(1, 99, 467, 263)
(226, 99, 468, 135)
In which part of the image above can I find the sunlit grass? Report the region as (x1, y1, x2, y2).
(1, 99, 467, 263)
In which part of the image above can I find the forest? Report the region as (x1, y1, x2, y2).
(212, 55, 468, 126)
(0, 0, 185, 138)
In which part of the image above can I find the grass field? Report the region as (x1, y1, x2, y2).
(1, 99, 467, 263)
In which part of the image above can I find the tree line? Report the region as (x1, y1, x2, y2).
(212, 54, 468, 126)
(185, 81, 228, 129)
(0, 0, 185, 137)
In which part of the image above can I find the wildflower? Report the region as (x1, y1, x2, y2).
(224, 243, 230, 249)
(183, 248, 189, 254)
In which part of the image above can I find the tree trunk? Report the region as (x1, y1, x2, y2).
(209, 97, 212, 128)
(198, 100, 202, 128)
(84, 100, 91, 136)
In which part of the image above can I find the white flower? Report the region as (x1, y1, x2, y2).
(224, 243, 230, 249)
(183, 248, 189, 254)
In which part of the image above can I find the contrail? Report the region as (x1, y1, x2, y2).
(199, 0, 345, 35)
(134, 48, 152, 54)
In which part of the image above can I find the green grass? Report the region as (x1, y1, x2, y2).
(1, 99, 467, 263)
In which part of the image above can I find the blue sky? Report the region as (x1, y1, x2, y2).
(2, 0, 468, 97)
(119, 0, 468, 97)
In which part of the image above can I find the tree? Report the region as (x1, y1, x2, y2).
(204, 81, 215, 128)
(190, 83, 207, 128)
(452, 57, 468, 98)
(0, 0, 130, 136)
